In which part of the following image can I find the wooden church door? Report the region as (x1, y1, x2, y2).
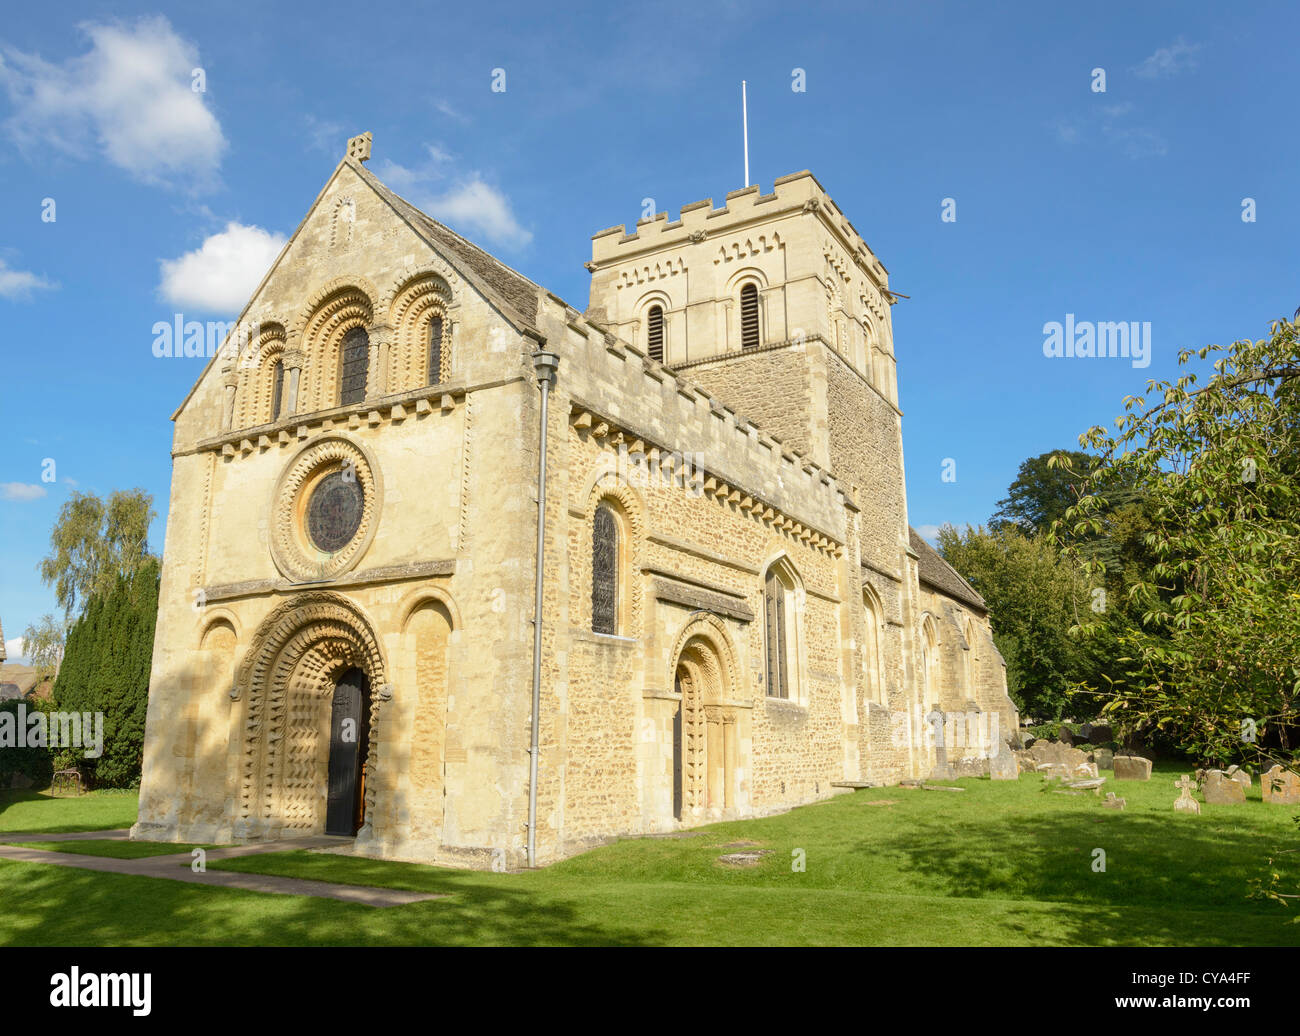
(325, 667, 371, 836)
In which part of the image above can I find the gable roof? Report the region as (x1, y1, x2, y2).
(172, 157, 544, 420)
(352, 163, 541, 333)
(908, 527, 987, 612)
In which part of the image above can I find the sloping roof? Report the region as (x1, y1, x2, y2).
(0, 665, 40, 697)
(908, 527, 987, 612)
(353, 163, 542, 333)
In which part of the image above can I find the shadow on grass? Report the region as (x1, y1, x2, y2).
(0, 854, 665, 947)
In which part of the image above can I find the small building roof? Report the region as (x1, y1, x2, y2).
(908, 527, 987, 613)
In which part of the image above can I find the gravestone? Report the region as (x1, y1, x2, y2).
(1174, 774, 1201, 815)
(1114, 755, 1153, 781)
(1202, 771, 1246, 805)
(1261, 765, 1300, 805)
(1094, 748, 1114, 770)
(990, 747, 1019, 781)
(1225, 765, 1251, 789)
(1102, 792, 1125, 810)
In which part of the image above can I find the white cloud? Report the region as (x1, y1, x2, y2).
(4, 637, 28, 661)
(1106, 126, 1169, 159)
(1, 482, 47, 501)
(0, 16, 226, 188)
(0, 259, 55, 300)
(376, 145, 532, 250)
(158, 222, 287, 313)
(424, 179, 533, 249)
(915, 524, 942, 544)
(1133, 37, 1201, 79)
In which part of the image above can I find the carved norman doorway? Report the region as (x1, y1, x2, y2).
(672, 631, 740, 823)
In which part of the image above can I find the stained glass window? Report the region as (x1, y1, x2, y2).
(592, 503, 619, 634)
(740, 283, 760, 350)
(339, 326, 369, 406)
(428, 314, 444, 385)
(271, 360, 285, 421)
(307, 470, 364, 554)
(647, 305, 664, 362)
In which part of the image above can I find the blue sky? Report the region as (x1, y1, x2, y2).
(1, 1, 1297, 657)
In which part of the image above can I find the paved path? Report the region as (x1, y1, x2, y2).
(0, 830, 444, 907)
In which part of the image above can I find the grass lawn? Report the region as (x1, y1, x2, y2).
(0, 788, 138, 833)
(4, 840, 219, 859)
(1, 764, 1297, 946)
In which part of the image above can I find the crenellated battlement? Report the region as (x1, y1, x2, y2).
(590, 170, 889, 290)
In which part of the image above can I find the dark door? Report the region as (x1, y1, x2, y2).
(325, 667, 370, 836)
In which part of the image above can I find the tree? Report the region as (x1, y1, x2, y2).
(991, 449, 1096, 535)
(21, 614, 66, 684)
(38, 489, 155, 618)
(1052, 316, 1300, 766)
(936, 523, 1093, 720)
(50, 558, 160, 787)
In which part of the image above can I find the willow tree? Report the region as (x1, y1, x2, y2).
(1051, 316, 1300, 766)
(38, 489, 156, 618)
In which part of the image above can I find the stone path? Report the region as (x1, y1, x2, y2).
(0, 830, 444, 907)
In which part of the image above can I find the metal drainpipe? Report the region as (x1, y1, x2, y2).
(528, 343, 559, 868)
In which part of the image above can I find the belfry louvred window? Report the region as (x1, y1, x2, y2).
(428, 314, 444, 385)
(271, 360, 285, 421)
(339, 326, 369, 406)
(647, 305, 664, 362)
(591, 503, 619, 635)
(740, 283, 760, 350)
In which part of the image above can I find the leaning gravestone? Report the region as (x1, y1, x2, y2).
(1202, 771, 1246, 805)
(990, 747, 1019, 781)
(1261, 765, 1300, 805)
(1114, 755, 1153, 781)
(1094, 748, 1114, 770)
(1225, 765, 1250, 789)
(1174, 774, 1201, 815)
(1102, 792, 1126, 810)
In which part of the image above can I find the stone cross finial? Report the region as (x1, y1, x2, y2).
(347, 132, 372, 163)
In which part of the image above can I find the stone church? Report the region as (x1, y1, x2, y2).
(134, 133, 1017, 867)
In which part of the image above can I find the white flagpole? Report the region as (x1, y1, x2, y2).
(742, 80, 750, 187)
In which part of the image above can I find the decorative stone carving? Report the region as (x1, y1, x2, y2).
(268, 435, 382, 583)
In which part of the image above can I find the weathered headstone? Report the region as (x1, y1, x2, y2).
(990, 747, 1019, 781)
(1089, 723, 1114, 744)
(1102, 792, 1125, 810)
(1174, 774, 1201, 815)
(1114, 755, 1153, 781)
(1225, 765, 1251, 789)
(1202, 771, 1246, 805)
(1094, 747, 1114, 770)
(1261, 765, 1300, 805)
(1058, 725, 1075, 746)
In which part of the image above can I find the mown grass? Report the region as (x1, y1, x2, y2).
(1, 764, 1296, 946)
(4, 840, 218, 859)
(0, 789, 138, 833)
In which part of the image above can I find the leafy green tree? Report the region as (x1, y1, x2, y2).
(1053, 316, 1300, 766)
(21, 613, 66, 684)
(38, 489, 155, 618)
(936, 523, 1093, 720)
(991, 449, 1096, 535)
(50, 558, 159, 787)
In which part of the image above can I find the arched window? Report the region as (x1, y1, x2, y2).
(740, 283, 760, 350)
(270, 359, 286, 421)
(592, 502, 620, 634)
(339, 326, 369, 406)
(920, 615, 939, 704)
(428, 314, 445, 385)
(763, 560, 801, 700)
(862, 589, 883, 705)
(646, 304, 664, 363)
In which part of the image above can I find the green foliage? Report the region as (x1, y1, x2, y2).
(38, 488, 156, 618)
(1053, 316, 1300, 769)
(936, 523, 1093, 720)
(0, 697, 56, 788)
(21, 613, 67, 683)
(50, 558, 160, 789)
(991, 449, 1097, 534)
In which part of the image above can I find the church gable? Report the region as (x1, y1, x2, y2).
(172, 145, 540, 447)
